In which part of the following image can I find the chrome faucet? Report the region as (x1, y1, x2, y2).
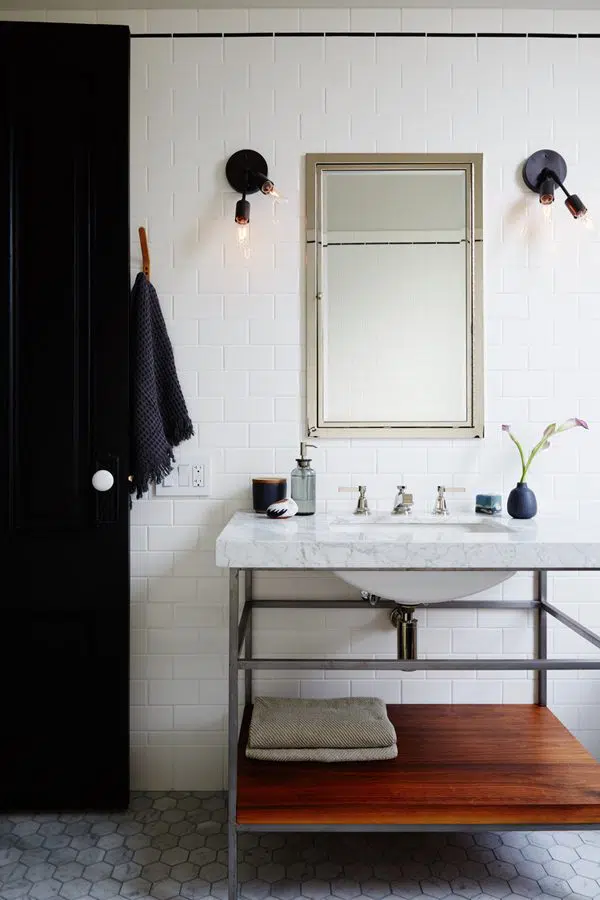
(392, 485, 414, 515)
(338, 485, 370, 515)
(434, 485, 466, 516)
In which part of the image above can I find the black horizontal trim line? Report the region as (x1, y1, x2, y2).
(324, 240, 465, 246)
(173, 32, 221, 38)
(227, 31, 273, 37)
(528, 32, 577, 38)
(129, 30, 599, 40)
(275, 31, 324, 37)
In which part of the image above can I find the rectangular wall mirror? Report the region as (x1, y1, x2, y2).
(305, 153, 483, 439)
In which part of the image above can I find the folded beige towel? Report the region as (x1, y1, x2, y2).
(246, 696, 398, 762)
(246, 745, 398, 762)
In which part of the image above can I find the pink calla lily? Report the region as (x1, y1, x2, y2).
(556, 418, 589, 432)
(503, 417, 588, 482)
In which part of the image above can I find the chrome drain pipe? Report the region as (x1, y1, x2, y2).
(390, 606, 418, 660)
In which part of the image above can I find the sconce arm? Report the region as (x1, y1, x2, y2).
(542, 167, 570, 199)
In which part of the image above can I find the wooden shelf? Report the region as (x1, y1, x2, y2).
(237, 704, 600, 827)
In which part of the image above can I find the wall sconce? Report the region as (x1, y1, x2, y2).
(522, 149, 589, 221)
(225, 149, 285, 258)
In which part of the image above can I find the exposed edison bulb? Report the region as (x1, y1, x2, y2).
(581, 212, 596, 232)
(269, 185, 287, 204)
(236, 222, 252, 260)
(261, 180, 287, 204)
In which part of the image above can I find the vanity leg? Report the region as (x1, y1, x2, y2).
(245, 571, 253, 706)
(228, 568, 240, 900)
(537, 570, 548, 707)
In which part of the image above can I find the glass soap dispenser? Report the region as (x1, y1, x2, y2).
(291, 442, 317, 515)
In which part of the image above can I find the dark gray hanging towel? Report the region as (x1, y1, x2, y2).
(129, 272, 194, 501)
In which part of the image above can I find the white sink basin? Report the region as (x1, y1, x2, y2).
(329, 513, 516, 604)
(333, 569, 515, 604)
(328, 514, 514, 534)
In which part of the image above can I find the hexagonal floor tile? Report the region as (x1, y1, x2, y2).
(119, 877, 152, 899)
(53, 863, 84, 884)
(478, 876, 512, 899)
(549, 848, 580, 865)
(5, 793, 600, 900)
(89, 877, 121, 899)
(390, 881, 422, 900)
(152, 797, 177, 811)
(257, 863, 286, 884)
(180, 879, 212, 899)
(567, 875, 600, 898)
(509, 875, 542, 898)
(160, 846, 189, 867)
(538, 876, 572, 898)
(272, 879, 303, 900)
(141, 861, 170, 883)
(113, 861, 143, 882)
(199, 862, 227, 883)
(57, 878, 92, 900)
(149, 877, 182, 899)
(81, 862, 112, 883)
(450, 877, 481, 899)
(24, 863, 57, 884)
(133, 848, 160, 867)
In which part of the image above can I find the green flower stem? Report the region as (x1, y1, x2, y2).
(522, 435, 549, 481)
(508, 432, 527, 481)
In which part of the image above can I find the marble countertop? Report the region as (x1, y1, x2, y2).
(215, 510, 600, 570)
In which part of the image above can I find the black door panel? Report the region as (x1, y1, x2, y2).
(0, 21, 130, 810)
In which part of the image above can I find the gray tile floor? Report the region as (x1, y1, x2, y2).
(1, 793, 600, 900)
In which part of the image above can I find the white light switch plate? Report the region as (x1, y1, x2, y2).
(155, 456, 211, 496)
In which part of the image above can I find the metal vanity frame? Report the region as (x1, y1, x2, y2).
(227, 567, 600, 900)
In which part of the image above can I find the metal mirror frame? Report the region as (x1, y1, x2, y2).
(305, 152, 484, 439)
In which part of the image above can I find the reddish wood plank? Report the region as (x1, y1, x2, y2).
(237, 704, 600, 825)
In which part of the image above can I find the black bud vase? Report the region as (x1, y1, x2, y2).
(507, 482, 537, 519)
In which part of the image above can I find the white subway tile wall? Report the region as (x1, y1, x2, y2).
(4, 7, 600, 790)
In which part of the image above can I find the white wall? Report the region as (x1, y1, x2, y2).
(4, 6, 600, 791)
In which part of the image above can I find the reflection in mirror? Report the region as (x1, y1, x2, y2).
(306, 154, 483, 439)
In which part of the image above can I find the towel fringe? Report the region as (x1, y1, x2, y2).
(134, 453, 176, 499)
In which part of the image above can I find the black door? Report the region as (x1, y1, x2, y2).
(0, 21, 130, 810)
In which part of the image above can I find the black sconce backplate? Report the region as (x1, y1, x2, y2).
(226, 149, 269, 195)
(522, 149, 567, 193)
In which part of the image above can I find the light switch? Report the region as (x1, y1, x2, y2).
(161, 470, 177, 488)
(154, 456, 211, 497)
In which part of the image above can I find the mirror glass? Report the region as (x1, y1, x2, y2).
(306, 154, 483, 439)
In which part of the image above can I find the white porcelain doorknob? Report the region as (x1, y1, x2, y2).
(92, 469, 114, 492)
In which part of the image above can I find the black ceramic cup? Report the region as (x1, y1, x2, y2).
(252, 477, 287, 513)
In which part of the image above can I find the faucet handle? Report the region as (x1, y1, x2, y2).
(400, 486, 414, 503)
(338, 485, 370, 515)
(392, 485, 413, 515)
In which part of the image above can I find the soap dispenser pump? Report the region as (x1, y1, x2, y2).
(291, 442, 317, 516)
